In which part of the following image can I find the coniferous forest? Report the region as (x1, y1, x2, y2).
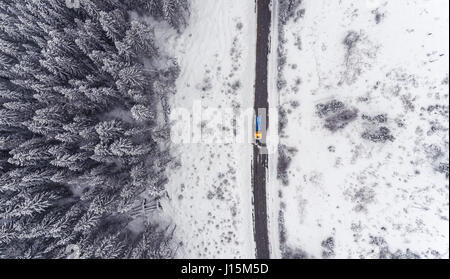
(0, 0, 189, 258)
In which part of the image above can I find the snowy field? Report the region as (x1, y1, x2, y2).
(160, 0, 257, 258)
(271, 0, 449, 258)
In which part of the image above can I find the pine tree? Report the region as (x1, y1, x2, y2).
(131, 104, 155, 122)
(0, 0, 189, 259)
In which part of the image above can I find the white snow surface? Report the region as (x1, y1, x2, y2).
(161, 0, 257, 259)
(270, 0, 449, 259)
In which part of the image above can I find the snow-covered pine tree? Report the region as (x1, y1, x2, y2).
(133, 0, 190, 31)
(0, 0, 189, 258)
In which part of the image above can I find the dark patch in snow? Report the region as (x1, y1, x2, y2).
(372, 9, 385, 24)
(283, 246, 309, 259)
(321, 237, 335, 258)
(369, 236, 422, 259)
(278, 107, 289, 136)
(343, 31, 361, 51)
(347, 186, 376, 212)
(324, 109, 358, 132)
(277, 145, 298, 186)
(437, 162, 449, 179)
(362, 127, 395, 143)
(362, 114, 388, 124)
(317, 99, 358, 132)
(279, 0, 303, 25)
(317, 100, 346, 118)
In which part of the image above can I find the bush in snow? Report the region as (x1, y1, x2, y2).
(316, 99, 358, 132)
(361, 127, 395, 143)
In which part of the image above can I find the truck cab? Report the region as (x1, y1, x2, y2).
(255, 116, 263, 142)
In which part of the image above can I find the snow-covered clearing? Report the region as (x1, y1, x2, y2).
(270, 0, 449, 259)
(160, 0, 257, 258)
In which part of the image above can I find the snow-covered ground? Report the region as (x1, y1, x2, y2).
(160, 0, 257, 258)
(270, 0, 449, 259)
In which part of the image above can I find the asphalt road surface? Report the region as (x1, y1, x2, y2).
(253, 0, 271, 259)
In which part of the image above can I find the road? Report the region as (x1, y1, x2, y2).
(253, 0, 271, 259)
